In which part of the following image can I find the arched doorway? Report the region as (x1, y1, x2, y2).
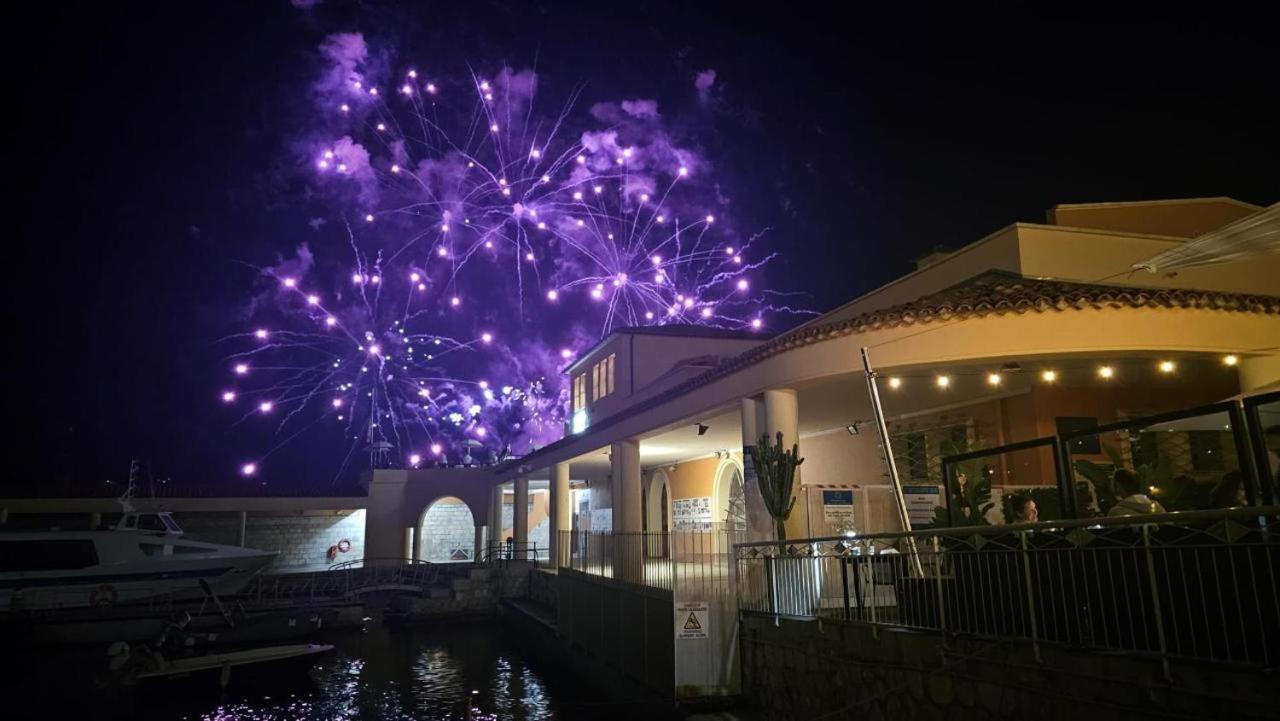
(417, 496, 477, 563)
(645, 470, 672, 557)
(713, 459, 747, 549)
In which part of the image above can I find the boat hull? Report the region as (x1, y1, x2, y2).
(1, 531, 276, 612)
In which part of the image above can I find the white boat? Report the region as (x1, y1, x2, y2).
(1, 470, 275, 612)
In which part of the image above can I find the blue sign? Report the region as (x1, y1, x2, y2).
(822, 490, 854, 505)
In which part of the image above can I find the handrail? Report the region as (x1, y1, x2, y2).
(733, 505, 1280, 549)
(326, 557, 434, 571)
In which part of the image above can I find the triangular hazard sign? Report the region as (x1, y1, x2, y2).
(683, 612, 702, 631)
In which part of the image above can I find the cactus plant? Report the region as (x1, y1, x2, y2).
(749, 431, 805, 541)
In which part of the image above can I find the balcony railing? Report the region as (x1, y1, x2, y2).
(558, 528, 741, 593)
(734, 506, 1280, 670)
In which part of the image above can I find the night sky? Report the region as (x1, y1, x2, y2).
(13, 2, 1276, 489)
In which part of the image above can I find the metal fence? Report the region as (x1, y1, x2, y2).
(735, 507, 1280, 670)
(559, 529, 740, 593)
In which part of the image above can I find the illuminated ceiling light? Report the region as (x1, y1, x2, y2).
(1223, 354, 1239, 366)
(1158, 360, 1176, 374)
(935, 375, 951, 389)
(986, 372, 1002, 387)
(887, 377, 902, 390)
(1041, 370, 1057, 383)
(1097, 365, 1114, 379)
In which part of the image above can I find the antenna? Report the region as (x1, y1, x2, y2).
(119, 459, 139, 514)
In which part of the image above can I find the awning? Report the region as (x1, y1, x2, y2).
(1133, 202, 1280, 273)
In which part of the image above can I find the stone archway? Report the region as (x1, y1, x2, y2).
(645, 470, 672, 557)
(713, 457, 747, 533)
(713, 457, 747, 553)
(417, 496, 476, 563)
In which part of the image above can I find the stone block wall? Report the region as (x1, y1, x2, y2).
(498, 503, 550, 555)
(178, 510, 366, 572)
(420, 499, 476, 562)
(740, 614, 1274, 721)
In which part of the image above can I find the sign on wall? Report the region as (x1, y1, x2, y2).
(589, 508, 613, 532)
(673, 496, 713, 531)
(903, 485, 942, 526)
(675, 600, 709, 639)
(821, 489, 856, 529)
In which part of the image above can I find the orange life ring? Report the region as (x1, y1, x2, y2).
(90, 584, 118, 607)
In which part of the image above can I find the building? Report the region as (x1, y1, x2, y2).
(494, 196, 1280, 555)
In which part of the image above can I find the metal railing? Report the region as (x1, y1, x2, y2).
(559, 529, 741, 593)
(735, 507, 1280, 670)
(241, 558, 442, 603)
(480, 542, 547, 566)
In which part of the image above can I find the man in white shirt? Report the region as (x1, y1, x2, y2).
(1107, 468, 1167, 517)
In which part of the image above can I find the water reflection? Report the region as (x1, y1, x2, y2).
(174, 622, 656, 721)
(5, 620, 675, 720)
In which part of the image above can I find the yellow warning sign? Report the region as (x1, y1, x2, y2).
(675, 601, 709, 639)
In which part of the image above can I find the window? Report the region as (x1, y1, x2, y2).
(590, 354, 617, 404)
(1056, 417, 1101, 454)
(137, 514, 168, 532)
(902, 433, 928, 481)
(1189, 431, 1226, 472)
(572, 374, 586, 412)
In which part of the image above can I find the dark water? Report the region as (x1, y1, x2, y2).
(2, 622, 679, 721)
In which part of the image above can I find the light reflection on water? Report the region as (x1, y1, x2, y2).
(6, 619, 675, 720)
(173, 622, 657, 721)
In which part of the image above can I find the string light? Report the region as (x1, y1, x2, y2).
(1223, 354, 1239, 366)
(986, 372, 1002, 387)
(935, 375, 951, 389)
(1097, 365, 1114, 379)
(887, 377, 902, 390)
(1041, 370, 1057, 383)
(1158, 360, 1176, 374)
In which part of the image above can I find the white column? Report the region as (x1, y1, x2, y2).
(762, 388, 805, 540)
(550, 462, 571, 567)
(402, 526, 415, 562)
(514, 476, 529, 556)
(474, 523, 485, 563)
(612, 440, 642, 533)
(490, 483, 505, 537)
(741, 396, 773, 542)
(611, 439, 642, 582)
(237, 510, 248, 546)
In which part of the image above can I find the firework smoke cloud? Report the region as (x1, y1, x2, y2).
(221, 32, 805, 480)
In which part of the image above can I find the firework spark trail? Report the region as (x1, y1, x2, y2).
(222, 35, 811, 480)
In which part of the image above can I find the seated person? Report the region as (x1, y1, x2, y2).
(1210, 470, 1247, 508)
(1009, 493, 1039, 523)
(1107, 468, 1167, 517)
